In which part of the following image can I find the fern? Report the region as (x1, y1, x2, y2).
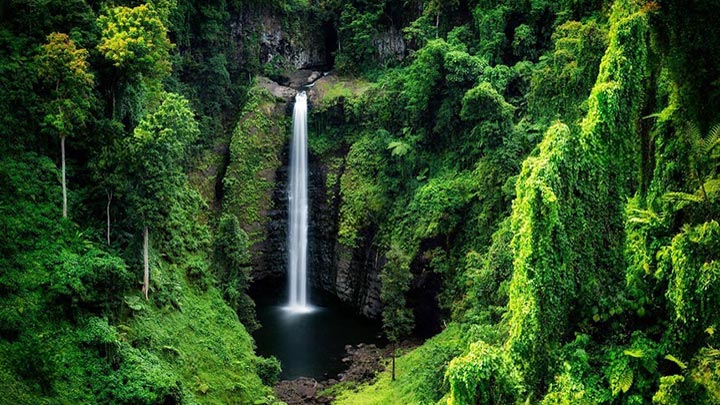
(704, 122, 720, 158)
(686, 121, 703, 164)
(703, 178, 720, 201)
(666, 121, 720, 205)
(618, 367, 634, 394)
(691, 347, 720, 402)
(662, 191, 703, 211)
(664, 354, 688, 370)
(624, 348, 645, 358)
(627, 207, 661, 225)
(608, 358, 635, 396)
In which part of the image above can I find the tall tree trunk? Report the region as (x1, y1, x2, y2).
(391, 341, 396, 381)
(61, 135, 67, 218)
(106, 190, 112, 245)
(336, 26, 341, 52)
(142, 226, 149, 300)
(111, 78, 116, 120)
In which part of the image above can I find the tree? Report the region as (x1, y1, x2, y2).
(335, 4, 381, 73)
(97, 4, 173, 79)
(97, 4, 173, 119)
(424, 0, 460, 37)
(216, 213, 258, 331)
(124, 93, 200, 299)
(380, 244, 414, 381)
(35, 32, 94, 219)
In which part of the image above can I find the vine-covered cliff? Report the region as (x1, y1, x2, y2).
(1, 0, 720, 404)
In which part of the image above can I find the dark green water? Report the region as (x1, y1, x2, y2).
(253, 290, 383, 380)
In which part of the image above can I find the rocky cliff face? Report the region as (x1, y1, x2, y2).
(256, 15, 328, 69)
(225, 75, 387, 318)
(308, 152, 384, 318)
(251, 119, 383, 318)
(229, 7, 405, 75)
(373, 26, 406, 63)
(230, 10, 329, 71)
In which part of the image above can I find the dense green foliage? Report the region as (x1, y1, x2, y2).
(307, 0, 720, 404)
(0, 0, 285, 403)
(222, 87, 287, 241)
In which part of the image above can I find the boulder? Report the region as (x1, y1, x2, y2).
(257, 76, 296, 100)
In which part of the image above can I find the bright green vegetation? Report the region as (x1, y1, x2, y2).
(330, 323, 500, 405)
(223, 87, 288, 244)
(0, 153, 275, 404)
(308, 0, 720, 403)
(0, 0, 285, 403)
(2, 0, 720, 404)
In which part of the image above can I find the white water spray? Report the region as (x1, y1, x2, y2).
(287, 91, 311, 313)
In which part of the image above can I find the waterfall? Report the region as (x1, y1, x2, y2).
(287, 91, 311, 313)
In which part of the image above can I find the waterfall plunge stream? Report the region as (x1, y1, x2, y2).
(287, 91, 311, 313)
(252, 90, 381, 380)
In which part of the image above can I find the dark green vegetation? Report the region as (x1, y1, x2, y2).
(308, 0, 720, 403)
(0, 0, 284, 403)
(1, 0, 719, 404)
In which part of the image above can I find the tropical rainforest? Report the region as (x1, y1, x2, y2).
(1, 0, 719, 404)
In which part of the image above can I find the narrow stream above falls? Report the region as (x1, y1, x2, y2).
(252, 287, 383, 380)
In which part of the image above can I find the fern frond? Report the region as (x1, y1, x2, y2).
(704, 178, 720, 201)
(608, 360, 635, 397)
(664, 354, 688, 370)
(662, 191, 703, 202)
(624, 348, 645, 358)
(684, 122, 704, 165)
(662, 191, 703, 210)
(704, 348, 720, 357)
(619, 367, 634, 393)
(627, 208, 660, 225)
(686, 121, 702, 147)
(704, 122, 720, 156)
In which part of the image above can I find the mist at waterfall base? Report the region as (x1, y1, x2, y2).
(252, 91, 382, 380)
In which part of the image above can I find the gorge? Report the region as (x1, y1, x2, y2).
(1, 1, 719, 404)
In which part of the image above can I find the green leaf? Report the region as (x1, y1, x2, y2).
(619, 367, 634, 393)
(387, 140, 411, 157)
(623, 349, 644, 358)
(125, 295, 144, 311)
(664, 354, 687, 370)
(662, 191, 702, 204)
